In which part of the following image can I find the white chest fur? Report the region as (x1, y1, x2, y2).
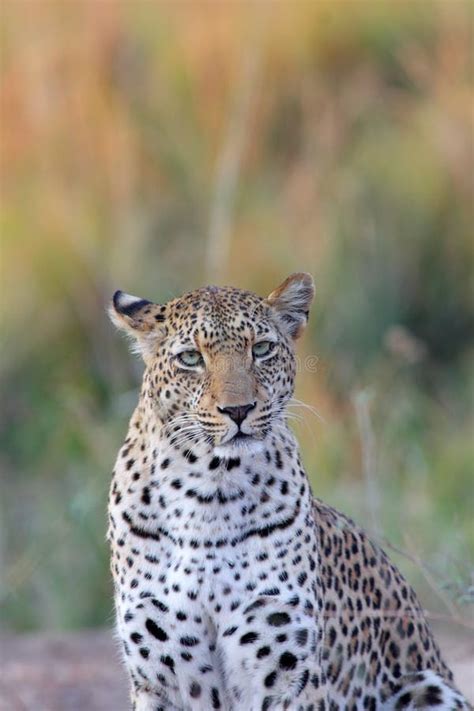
(108, 432, 323, 710)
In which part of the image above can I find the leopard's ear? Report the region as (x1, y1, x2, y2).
(108, 290, 167, 360)
(266, 273, 315, 339)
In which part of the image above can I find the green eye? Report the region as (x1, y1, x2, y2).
(252, 340, 275, 358)
(177, 350, 204, 368)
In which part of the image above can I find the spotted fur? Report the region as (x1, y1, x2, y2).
(108, 274, 470, 710)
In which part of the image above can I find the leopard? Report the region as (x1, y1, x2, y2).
(107, 273, 471, 710)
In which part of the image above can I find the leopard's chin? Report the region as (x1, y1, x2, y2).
(214, 435, 264, 458)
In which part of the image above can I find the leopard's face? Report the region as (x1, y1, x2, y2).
(110, 274, 314, 455)
(146, 289, 298, 454)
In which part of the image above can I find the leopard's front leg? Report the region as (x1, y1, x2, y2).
(218, 596, 326, 710)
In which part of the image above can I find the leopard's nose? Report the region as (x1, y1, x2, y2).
(217, 402, 256, 426)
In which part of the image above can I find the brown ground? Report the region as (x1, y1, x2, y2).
(1, 627, 472, 710)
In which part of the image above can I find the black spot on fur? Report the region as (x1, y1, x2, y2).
(295, 628, 308, 646)
(264, 670, 278, 687)
(189, 681, 201, 698)
(395, 692, 413, 710)
(160, 655, 175, 673)
(211, 687, 221, 709)
(424, 685, 443, 706)
(145, 619, 168, 642)
(223, 626, 238, 637)
(279, 651, 298, 670)
(180, 636, 199, 647)
(267, 612, 291, 627)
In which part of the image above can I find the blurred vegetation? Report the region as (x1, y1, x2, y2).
(1, 1, 473, 631)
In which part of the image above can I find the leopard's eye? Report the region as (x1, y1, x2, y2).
(252, 340, 275, 359)
(176, 350, 204, 368)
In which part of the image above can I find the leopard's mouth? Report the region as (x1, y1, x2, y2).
(229, 431, 253, 444)
(213, 428, 265, 457)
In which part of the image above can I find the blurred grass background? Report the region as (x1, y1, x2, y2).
(1, 0, 473, 632)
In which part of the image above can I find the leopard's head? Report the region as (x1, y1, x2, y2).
(110, 273, 314, 456)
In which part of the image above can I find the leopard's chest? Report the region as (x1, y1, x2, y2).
(112, 506, 321, 694)
(111, 472, 318, 632)
(112, 508, 311, 607)
(108, 441, 329, 709)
